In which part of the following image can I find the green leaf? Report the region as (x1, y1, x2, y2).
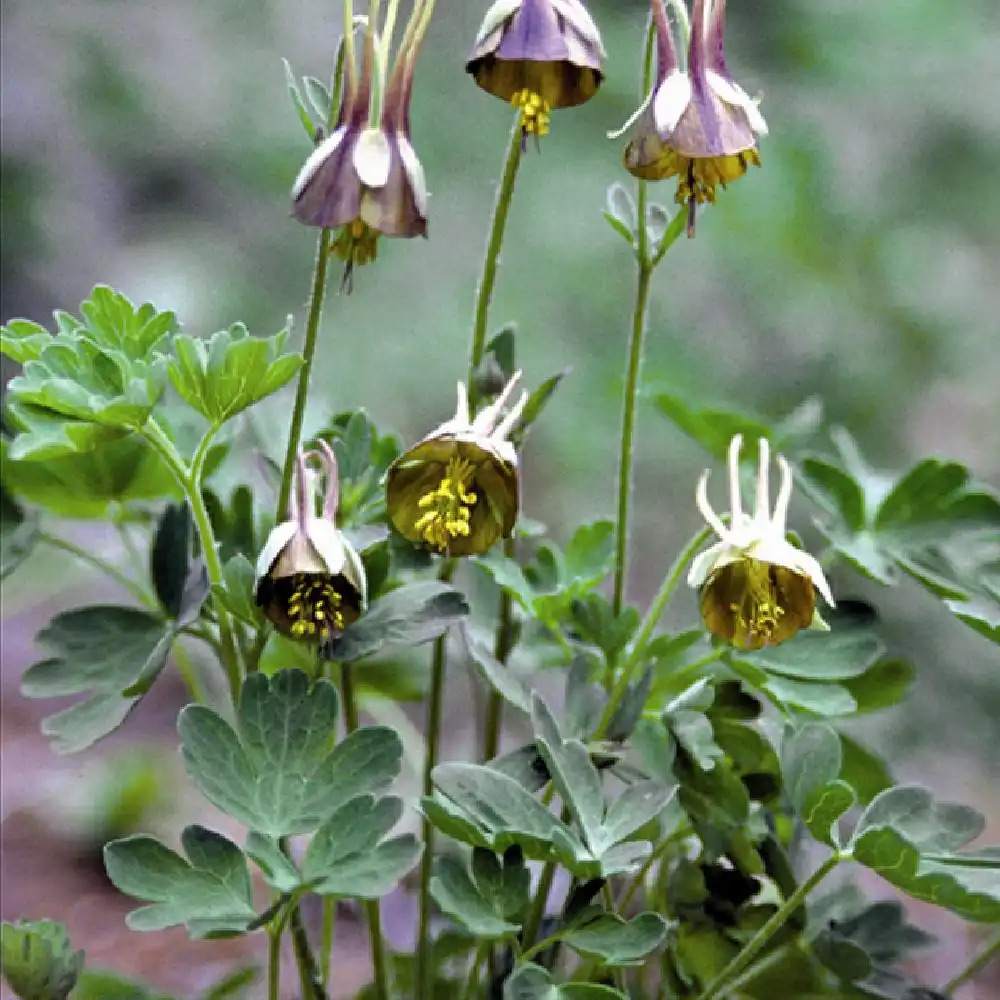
(2, 435, 180, 517)
(103, 826, 256, 937)
(282, 57, 319, 139)
(4, 288, 172, 454)
(603, 182, 637, 247)
(429, 853, 521, 938)
(532, 695, 605, 850)
(848, 785, 1000, 922)
(20, 606, 177, 754)
(568, 595, 639, 663)
(244, 833, 300, 893)
(781, 724, 855, 847)
(801, 457, 866, 532)
(327, 581, 469, 662)
(178, 670, 402, 836)
(475, 550, 535, 610)
(0, 920, 83, 1000)
(653, 394, 772, 461)
(0, 318, 54, 363)
(946, 585, 1000, 644)
(149, 503, 208, 623)
(838, 733, 892, 805)
(511, 369, 569, 447)
(213, 554, 264, 628)
(167, 324, 302, 425)
(460, 623, 531, 715)
(561, 912, 669, 966)
(485, 326, 516, 382)
(734, 630, 884, 681)
(503, 963, 625, 1000)
(842, 657, 915, 713)
(563, 520, 615, 590)
(302, 794, 421, 898)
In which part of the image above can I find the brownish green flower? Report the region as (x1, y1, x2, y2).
(467, 0, 605, 146)
(255, 441, 366, 642)
(622, 0, 766, 235)
(688, 435, 834, 650)
(292, 0, 433, 287)
(386, 373, 527, 556)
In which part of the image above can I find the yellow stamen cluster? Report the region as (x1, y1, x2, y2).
(728, 561, 785, 648)
(674, 150, 762, 207)
(286, 575, 345, 640)
(511, 89, 551, 139)
(414, 457, 479, 552)
(331, 218, 379, 289)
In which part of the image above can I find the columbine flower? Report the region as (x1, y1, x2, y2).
(467, 0, 605, 147)
(386, 372, 528, 556)
(292, 0, 433, 288)
(622, 0, 766, 235)
(255, 441, 366, 642)
(687, 434, 834, 650)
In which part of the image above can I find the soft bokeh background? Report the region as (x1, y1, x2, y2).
(2, 0, 999, 995)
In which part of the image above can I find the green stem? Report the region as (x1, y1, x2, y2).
(37, 531, 152, 606)
(320, 897, 336, 988)
(611, 11, 658, 618)
(459, 944, 488, 1000)
(943, 929, 1000, 995)
(612, 258, 652, 616)
(522, 857, 558, 952)
(617, 826, 690, 914)
(290, 902, 326, 999)
(339, 663, 390, 1000)
(172, 641, 209, 706)
(277, 227, 333, 519)
(268, 927, 282, 1000)
(597, 526, 713, 739)
(694, 853, 841, 1000)
(467, 114, 523, 396)
(483, 537, 516, 762)
(140, 418, 242, 702)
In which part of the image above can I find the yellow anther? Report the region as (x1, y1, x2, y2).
(285, 575, 345, 640)
(413, 457, 479, 552)
(729, 562, 787, 648)
(511, 89, 551, 140)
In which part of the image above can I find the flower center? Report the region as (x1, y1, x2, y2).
(286, 574, 346, 640)
(331, 219, 380, 292)
(413, 457, 478, 553)
(511, 89, 551, 145)
(728, 560, 787, 647)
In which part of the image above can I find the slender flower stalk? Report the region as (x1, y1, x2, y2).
(612, 16, 658, 618)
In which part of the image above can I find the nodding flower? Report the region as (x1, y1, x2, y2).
(621, 0, 766, 236)
(255, 440, 366, 643)
(687, 434, 834, 650)
(292, 0, 433, 289)
(386, 372, 528, 556)
(467, 0, 605, 148)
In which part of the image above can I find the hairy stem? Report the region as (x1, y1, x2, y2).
(943, 929, 1000, 996)
(467, 114, 523, 397)
(277, 228, 333, 519)
(483, 537, 516, 762)
(320, 897, 336, 988)
(268, 927, 282, 1000)
(140, 418, 242, 702)
(695, 853, 842, 1000)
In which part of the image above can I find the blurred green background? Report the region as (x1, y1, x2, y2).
(2, 0, 999, 993)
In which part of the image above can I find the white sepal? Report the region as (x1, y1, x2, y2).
(256, 520, 300, 581)
(291, 127, 348, 199)
(653, 72, 692, 137)
(305, 518, 349, 576)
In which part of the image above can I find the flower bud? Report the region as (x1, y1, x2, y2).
(386, 373, 527, 556)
